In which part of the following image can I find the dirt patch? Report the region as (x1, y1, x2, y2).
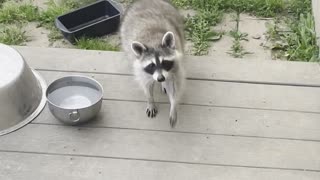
(24, 22, 51, 47)
(238, 14, 272, 60)
(208, 13, 237, 57)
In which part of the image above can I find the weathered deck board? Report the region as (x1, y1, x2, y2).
(34, 101, 320, 141)
(15, 46, 320, 86)
(39, 70, 320, 113)
(1, 151, 319, 180)
(0, 124, 319, 171)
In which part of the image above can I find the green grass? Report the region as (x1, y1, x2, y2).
(0, 1, 39, 23)
(38, 0, 70, 26)
(0, 1, 34, 45)
(38, 0, 96, 26)
(172, 0, 285, 56)
(233, 0, 284, 17)
(37, 0, 71, 41)
(0, 24, 28, 45)
(75, 37, 120, 51)
(172, 0, 285, 17)
(173, 0, 317, 60)
(288, 0, 312, 17)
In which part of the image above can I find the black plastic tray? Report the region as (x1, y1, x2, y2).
(55, 0, 121, 44)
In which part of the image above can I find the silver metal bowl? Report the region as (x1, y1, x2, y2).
(0, 44, 47, 136)
(46, 76, 103, 125)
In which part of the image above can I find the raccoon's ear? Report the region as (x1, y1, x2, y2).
(162, 31, 175, 49)
(131, 41, 147, 57)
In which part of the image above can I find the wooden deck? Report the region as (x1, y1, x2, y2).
(1, 46, 320, 179)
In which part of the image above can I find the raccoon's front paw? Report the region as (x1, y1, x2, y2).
(146, 105, 158, 118)
(169, 111, 177, 128)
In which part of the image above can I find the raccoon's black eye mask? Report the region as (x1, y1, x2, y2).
(161, 60, 174, 71)
(144, 63, 156, 74)
(144, 60, 174, 75)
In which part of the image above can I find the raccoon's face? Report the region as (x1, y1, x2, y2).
(131, 31, 180, 82)
(141, 52, 175, 82)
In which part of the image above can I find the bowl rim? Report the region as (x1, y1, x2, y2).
(46, 75, 104, 110)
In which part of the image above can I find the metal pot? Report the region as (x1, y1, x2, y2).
(0, 44, 47, 136)
(46, 76, 103, 125)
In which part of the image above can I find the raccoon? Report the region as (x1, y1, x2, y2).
(120, 0, 186, 127)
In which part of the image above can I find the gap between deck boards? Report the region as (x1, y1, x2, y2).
(32, 99, 320, 142)
(38, 70, 320, 114)
(97, 98, 320, 114)
(36, 68, 320, 88)
(30, 122, 320, 143)
(0, 148, 319, 173)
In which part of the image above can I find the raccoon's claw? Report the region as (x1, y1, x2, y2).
(146, 106, 158, 118)
(169, 111, 177, 128)
(162, 87, 167, 94)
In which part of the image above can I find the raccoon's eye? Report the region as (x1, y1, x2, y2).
(161, 60, 174, 71)
(144, 63, 156, 75)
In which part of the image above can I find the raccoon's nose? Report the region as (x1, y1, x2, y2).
(157, 75, 165, 82)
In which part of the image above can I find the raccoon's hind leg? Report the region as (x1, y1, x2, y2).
(143, 81, 158, 118)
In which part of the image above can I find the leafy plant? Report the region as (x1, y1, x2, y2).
(228, 30, 251, 58)
(266, 13, 319, 61)
(285, 13, 319, 61)
(185, 12, 222, 55)
(228, 39, 251, 58)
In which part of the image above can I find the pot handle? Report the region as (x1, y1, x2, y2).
(69, 110, 80, 122)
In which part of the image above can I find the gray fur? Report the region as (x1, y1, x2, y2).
(120, 0, 186, 127)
